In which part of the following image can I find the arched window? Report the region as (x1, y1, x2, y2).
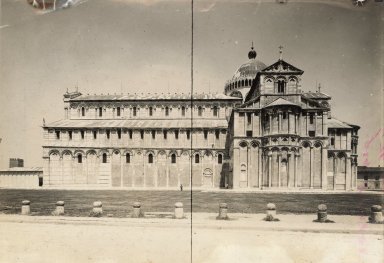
(133, 106, 137, 117)
(102, 153, 107, 163)
(198, 106, 203, 117)
(149, 107, 153, 116)
(126, 153, 130, 163)
(148, 153, 153, 163)
(195, 154, 200, 164)
(241, 80, 244, 87)
(77, 154, 82, 163)
(277, 80, 286, 93)
(165, 107, 169, 116)
(218, 154, 223, 164)
(245, 79, 248, 86)
(99, 107, 103, 117)
(181, 106, 186, 117)
(81, 107, 85, 117)
(213, 106, 218, 117)
(171, 154, 176, 164)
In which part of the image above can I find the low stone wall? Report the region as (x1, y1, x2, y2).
(0, 174, 40, 189)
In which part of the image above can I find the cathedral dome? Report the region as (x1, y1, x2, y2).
(225, 45, 266, 100)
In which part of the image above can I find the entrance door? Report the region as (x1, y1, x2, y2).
(203, 168, 213, 187)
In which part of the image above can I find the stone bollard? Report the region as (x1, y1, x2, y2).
(174, 202, 184, 219)
(90, 201, 103, 217)
(52, 201, 65, 216)
(216, 203, 229, 220)
(132, 202, 142, 218)
(21, 200, 30, 215)
(317, 204, 327, 222)
(370, 205, 383, 223)
(266, 203, 276, 217)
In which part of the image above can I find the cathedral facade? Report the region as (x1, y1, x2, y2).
(42, 47, 359, 190)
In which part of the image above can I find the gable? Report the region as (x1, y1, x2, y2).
(262, 59, 303, 74)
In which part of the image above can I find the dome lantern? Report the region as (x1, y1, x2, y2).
(248, 42, 257, 59)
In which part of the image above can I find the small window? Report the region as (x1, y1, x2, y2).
(102, 153, 107, 163)
(133, 107, 137, 117)
(181, 106, 186, 116)
(163, 131, 167, 139)
(246, 130, 253, 137)
(81, 130, 85, 139)
(117, 130, 121, 139)
(215, 130, 220, 139)
(171, 154, 176, 164)
(195, 154, 200, 164)
(81, 107, 85, 117)
(68, 131, 72, 140)
(99, 107, 103, 117)
(218, 154, 223, 164)
(152, 130, 156, 139)
(129, 130, 133, 139)
(364, 182, 368, 187)
(277, 80, 286, 93)
(308, 131, 315, 137)
(106, 130, 110, 139)
(331, 137, 335, 146)
(247, 113, 252, 125)
(140, 130, 144, 140)
(77, 154, 82, 163)
(283, 112, 287, 119)
(165, 107, 169, 116)
(148, 154, 153, 164)
(93, 130, 97, 139)
(117, 107, 121, 117)
(187, 130, 190, 140)
(126, 153, 130, 163)
(364, 176, 368, 181)
(55, 130, 60, 139)
(175, 130, 179, 140)
(213, 106, 218, 117)
(149, 107, 153, 116)
(309, 114, 314, 124)
(198, 106, 203, 117)
(204, 130, 208, 140)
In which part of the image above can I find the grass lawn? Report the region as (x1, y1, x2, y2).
(0, 189, 382, 217)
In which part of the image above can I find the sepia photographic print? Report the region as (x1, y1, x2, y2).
(0, 0, 383, 262)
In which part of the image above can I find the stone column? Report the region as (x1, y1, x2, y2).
(287, 153, 290, 188)
(120, 153, 124, 187)
(294, 153, 299, 188)
(310, 146, 314, 189)
(21, 200, 30, 215)
(346, 156, 351, 191)
(247, 146, 250, 188)
(321, 147, 327, 190)
(258, 147, 262, 189)
(287, 112, 290, 134)
(268, 153, 272, 188)
(166, 155, 169, 188)
(233, 147, 240, 188)
(333, 157, 338, 190)
(269, 114, 272, 134)
(278, 112, 282, 134)
(277, 153, 281, 188)
(217, 203, 229, 220)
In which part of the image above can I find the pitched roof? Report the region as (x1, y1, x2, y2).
(327, 117, 353, 129)
(302, 92, 331, 99)
(70, 93, 241, 101)
(264, 97, 300, 108)
(44, 119, 229, 129)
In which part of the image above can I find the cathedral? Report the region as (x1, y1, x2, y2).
(42, 46, 359, 190)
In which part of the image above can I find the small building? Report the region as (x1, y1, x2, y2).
(0, 167, 43, 189)
(9, 158, 24, 168)
(357, 166, 384, 191)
